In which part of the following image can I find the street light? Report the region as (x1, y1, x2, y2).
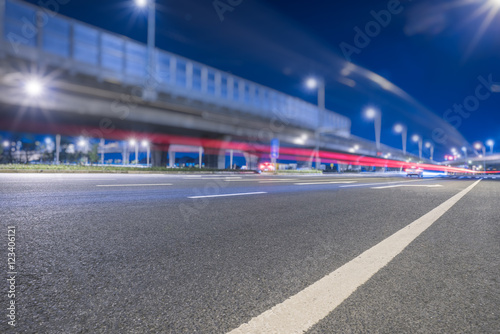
(393, 123, 407, 155)
(24, 79, 43, 97)
(365, 107, 381, 150)
(77, 138, 87, 148)
(305, 77, 325, 169)
(474, 142, 486, 173)
(412, 134, 423, 160)
(2, 140, 9, 148)
(135, 0, 157, 100)
(141, 140, 150, 166)
(486, 139, 495, 154)
(129, 139, 138, 165)
(425, 142, 434, 161)
(461, 146, 467, 159)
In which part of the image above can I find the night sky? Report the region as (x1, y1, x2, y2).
(23, 0, 500, 158)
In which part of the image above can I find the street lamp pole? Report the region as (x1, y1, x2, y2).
(136, 0, 157, 100)
(374, 112, 381, 151)
(486, 139, 495, 155)
(394, 124, 407, 155)
(461, 146, 467, 160)
(425, 142, 434, 161)
(305, 77, 325, 170)
(366, 108, 381, 151)
(412, 135, 423, 160)
(316, 79, 325, 169)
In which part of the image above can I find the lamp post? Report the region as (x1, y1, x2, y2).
(486, 139, 495, 155)
(394, 123, 407, 155)
(365, 108, 381, 151)
(425, 142, 434, 161)
(305, 77, 325, 169)
(135, 0, 157, 100)
(412, 134, 423, 160)
(474, 142, 486, 174)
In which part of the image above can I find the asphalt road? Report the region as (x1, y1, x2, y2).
(0, 173, 498, 333)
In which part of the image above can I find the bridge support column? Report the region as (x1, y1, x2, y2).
(243, 152, 259, 170)
(55, 134, 61, 165)
(122, 145, 128, 165)
(168, 150, 176, 168)
(151, 144, 169, 167)
(203, 147, 225, 169)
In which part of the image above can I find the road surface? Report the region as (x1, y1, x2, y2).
(0, 173, 498, 333)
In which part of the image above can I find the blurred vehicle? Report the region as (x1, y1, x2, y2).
(258, 162, 275, 172)
(406, 167, 423, 178)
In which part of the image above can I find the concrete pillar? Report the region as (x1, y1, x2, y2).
(122, 144, 128, 165)
(55, 134, 61, 165)
(100, 138, 105, 165)
(203, 147, 225, 169)
(168, 150, 176, 168)
(229, 149, 234, 169)
(243, 152, 259, 170)
(151, 144, 169, 167)
(199, 146, 203, 168)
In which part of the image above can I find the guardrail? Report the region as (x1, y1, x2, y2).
(0, 0, 351, 135)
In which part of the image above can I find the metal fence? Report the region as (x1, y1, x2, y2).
(0, 0, 351, 135)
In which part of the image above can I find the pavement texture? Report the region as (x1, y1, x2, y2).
(0, 173, 498, 333)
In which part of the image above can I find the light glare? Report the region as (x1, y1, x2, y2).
(135, 0, 147, 8)
(25, 79, 43, 97)
(364, 108, 377, 119)
(305, 78, 318, 89)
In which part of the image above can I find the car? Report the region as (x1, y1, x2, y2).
(258, 162, 275, 172)
(406, 167, 423, 178)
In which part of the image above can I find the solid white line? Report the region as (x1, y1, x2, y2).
(96, 183, 173, 187)
(188, 192, 267, 199)
(372, 184, 443, 189)
(185, 177, 243, 180)
(259, 179, 360, 184)
(294, 181, 358, 185)
(340, 179, 428, 188)
(223, 178, 296, 182)
(227, 180, 481, 334)
(2, 179, 118, 183)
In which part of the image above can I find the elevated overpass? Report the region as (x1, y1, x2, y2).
(0, 0, 421, 168)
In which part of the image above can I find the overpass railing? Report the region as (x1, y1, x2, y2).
(0, 0, 351, 135)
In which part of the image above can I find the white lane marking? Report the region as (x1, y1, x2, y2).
(184, 177, 243, 180)
(227, 180, 481, 334)
(259, 179, 360, 184)
(340, 179, 429, 188)
(96, 183, 173, 187)
(224, 178, 295, 182)
(294, 181, 358, 185)
(188, 192, 267, 199)
(372, 184, 443, 189)
(2, 179, 118, 183)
